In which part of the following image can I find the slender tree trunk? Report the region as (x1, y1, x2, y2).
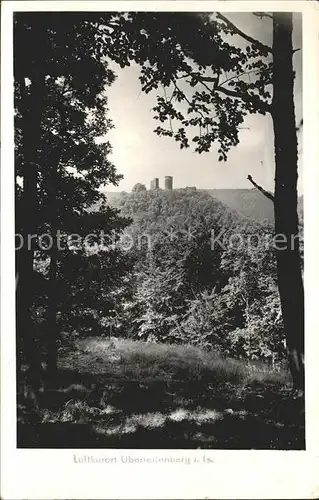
(16, 164, 39, 379)
(45, 98, 68, 380)
(16, 73, 45, 389)
(47, 249, 58, 378)
(244, 297, 251, 363)
(272, 13, 304, 391)
(46, 163, 59, 380)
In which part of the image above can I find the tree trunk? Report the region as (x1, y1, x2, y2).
(272, 13, 304, 391)
(16, 73, 45, 389)
(47, 249, 58, 378)
(46, 162, 59, 381)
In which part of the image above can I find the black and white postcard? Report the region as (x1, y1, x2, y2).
(1, 1, 319, 498)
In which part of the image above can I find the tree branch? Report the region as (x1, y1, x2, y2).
(201, 79, 271, 114)
(173, 80, 206, 121)
(182, 71, 272, 114)
(216, 13, 272, 54)
(218, 69, 262, 87)
(247, 174, 274, 202)
(163, 84, 174, 133)
(222, 86, 271, 113)
(188, 69, 264, 87)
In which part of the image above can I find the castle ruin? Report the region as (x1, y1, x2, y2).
(150, 176, 173, 191)
(150, 178, 159, 190)
(164, 176, 173, 191)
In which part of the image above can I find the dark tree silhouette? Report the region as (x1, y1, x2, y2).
(14, 13, 126, 386)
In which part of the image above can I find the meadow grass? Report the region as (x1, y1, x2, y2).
(18, 337, 303, 449)
(61, 336, 290, 389)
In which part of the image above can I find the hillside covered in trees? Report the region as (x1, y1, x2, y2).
(26, 187, 288, 363)
(104, 187, 303, 222)
(104, 188, 286, 362)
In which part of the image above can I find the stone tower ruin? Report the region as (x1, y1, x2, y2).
(150, 178, 159, 190)
(164, 176, 173, 191)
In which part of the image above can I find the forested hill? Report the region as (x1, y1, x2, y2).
(103, 188, 303, 222)
(100, 187, 284, 362)
(205, 189, 274, 221)
(112, 188, 243, 233)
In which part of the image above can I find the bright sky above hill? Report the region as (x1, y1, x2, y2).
(102, 13, 302, 193)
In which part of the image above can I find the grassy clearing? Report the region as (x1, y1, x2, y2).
(62, 337, 290, 387)
(18, 337, 304, 450)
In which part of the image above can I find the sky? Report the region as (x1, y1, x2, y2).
(101, 13, 302, 193)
